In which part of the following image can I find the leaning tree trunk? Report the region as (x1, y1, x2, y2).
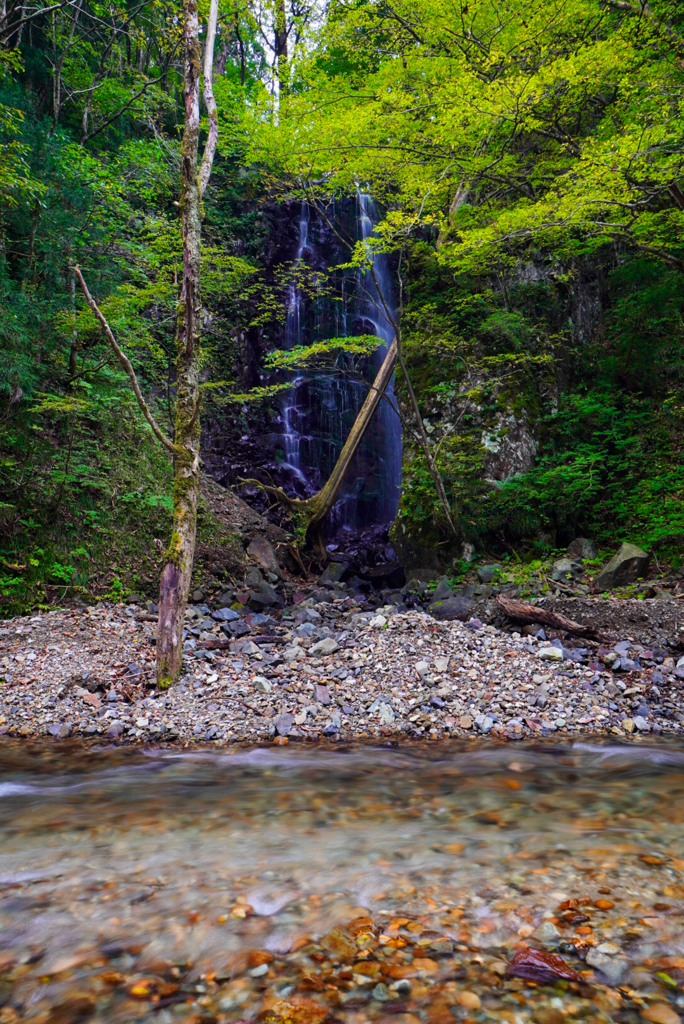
(244, 339, 397, 557)
(156, 0, 218, 688)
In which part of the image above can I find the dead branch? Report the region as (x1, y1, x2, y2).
(74, 266, 179, 456)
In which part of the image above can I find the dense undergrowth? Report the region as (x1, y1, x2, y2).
(0, 389, 240, 615)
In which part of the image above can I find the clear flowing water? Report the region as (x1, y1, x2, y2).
(1, 741, 684, 1023)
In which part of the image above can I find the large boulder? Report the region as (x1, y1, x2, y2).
(551, 557, 582, 582)
(477, 564, 502, 584)
(566, 537, 598, 560)
(593, 543, 650, 592)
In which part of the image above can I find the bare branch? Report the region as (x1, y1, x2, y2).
(81, 74, 165, 143)
(74, 266, 179, 456)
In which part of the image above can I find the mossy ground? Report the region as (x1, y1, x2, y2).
(0, 397, 241, 617)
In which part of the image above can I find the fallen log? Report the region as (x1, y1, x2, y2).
(495, 594, 609, 642)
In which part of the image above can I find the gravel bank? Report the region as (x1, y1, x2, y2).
(2, 593, 684, 743)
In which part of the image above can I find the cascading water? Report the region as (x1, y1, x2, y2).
(279, 202, 311, 489)
(276, 195, 403, 535)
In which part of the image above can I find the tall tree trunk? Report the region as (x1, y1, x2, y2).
(156, 0, 218, 688)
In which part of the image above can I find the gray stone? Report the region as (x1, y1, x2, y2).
(593, 542, 650, 592)
(551, 557, 581, 582)
(297, 608, 322, 624)
(296, 622, 317, 638)
(274, 713, 293, 737)
(429, 596, 472, 622)
(212, 607, 239, 622)
(431, 576, 454, 602)
(585, 948, 627, 983)
(377, 703, 395, 725)
(191, 590, 204, 602)
(246, 536, 280, 575)
(477, 564, 502, 584)
(283, 646, 305, 662)
(310, 637, 340, 656)
(633, 715, 650, 732)
(105, 721, 123, 738)
(566, 537, 598, 560)
(314, 684, 331, 705)
(253, 676, 272, 694)
(48, 723, 71, 738)
(318, 561, 347, 586)
(244, 567, 264, 588)
(233, 640, 261, 656)
(415, 660, 430, 678)
(249, 582, 279, 609)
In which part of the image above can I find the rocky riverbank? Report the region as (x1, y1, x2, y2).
(1, 574, 684, 744)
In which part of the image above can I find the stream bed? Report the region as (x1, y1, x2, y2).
(0, 740, 683, 1023)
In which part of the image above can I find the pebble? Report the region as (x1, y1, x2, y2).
(538, 647, 563, 661)
(1, 589, 684, 746)
(586, 947, 628, 983)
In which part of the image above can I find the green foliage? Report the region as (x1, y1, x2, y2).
(265, 335, 379, 370)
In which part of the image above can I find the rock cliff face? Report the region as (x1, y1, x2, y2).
(391, 256, 609, 576)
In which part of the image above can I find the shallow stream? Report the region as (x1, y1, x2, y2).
(0, 740, 683, 1023)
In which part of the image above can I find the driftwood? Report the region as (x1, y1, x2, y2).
(495, 594, 608, 642)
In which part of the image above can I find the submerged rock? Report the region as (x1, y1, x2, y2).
(506, 947, 582, 983)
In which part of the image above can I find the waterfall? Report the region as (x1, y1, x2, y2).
(280, 202, 310, 489)
(276, 196, 403, 533)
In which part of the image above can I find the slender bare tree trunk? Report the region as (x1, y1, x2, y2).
(156, 0, 218, 688)
(77, 0, 220, 689)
